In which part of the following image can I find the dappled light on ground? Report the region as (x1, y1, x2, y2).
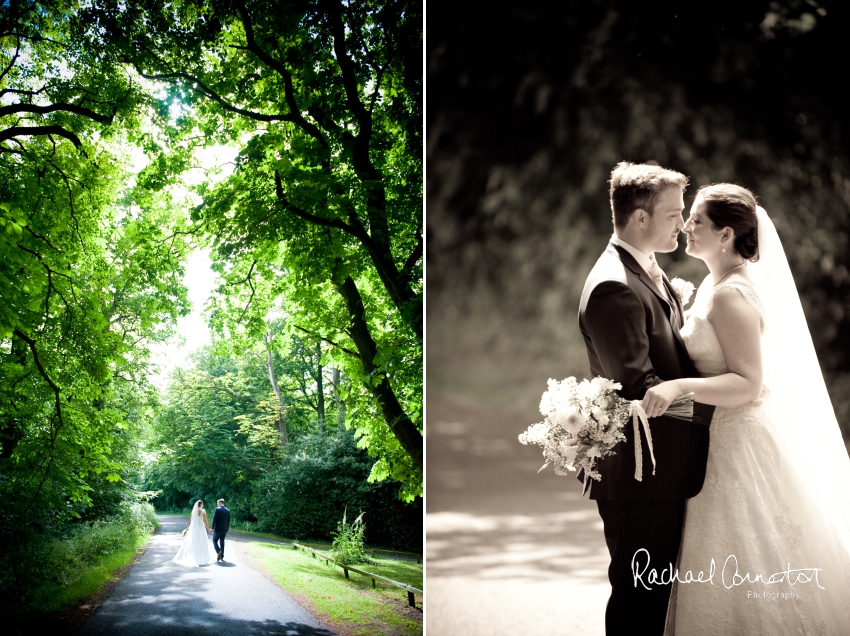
(75, 516, 335, 636)
(426, 391, 608, 634)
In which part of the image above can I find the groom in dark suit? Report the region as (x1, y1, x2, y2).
(211, 499, 230, 562)
(578, 162, 714, 635)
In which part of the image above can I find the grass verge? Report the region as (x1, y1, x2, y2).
(31, 541, 147, 614)
(240, 541, 422, 636)
(11, 502, 159, 634)
(151, 507, 190, 516)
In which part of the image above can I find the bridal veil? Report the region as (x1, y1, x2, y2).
(750, 206, 850, 551)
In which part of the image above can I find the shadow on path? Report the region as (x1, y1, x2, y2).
(73, 516, 336, 636)
(426, 390, 609, 635)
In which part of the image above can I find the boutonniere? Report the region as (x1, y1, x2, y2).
(670, 277, 695, 307)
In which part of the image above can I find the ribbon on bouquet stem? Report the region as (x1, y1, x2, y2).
(630, 401, 657, 481)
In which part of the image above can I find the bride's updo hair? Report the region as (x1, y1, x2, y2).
(696, 183, 759, 261)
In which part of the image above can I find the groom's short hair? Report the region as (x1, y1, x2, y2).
(609, 162, 688, 229)
(217, 499, 224, 505)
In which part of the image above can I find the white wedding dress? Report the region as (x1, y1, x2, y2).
(665, 273, 850, 635)
(172, 502, 214, 567)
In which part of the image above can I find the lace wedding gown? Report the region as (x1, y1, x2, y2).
(172, 505, 214, 567)
(666, 274, 850, 635)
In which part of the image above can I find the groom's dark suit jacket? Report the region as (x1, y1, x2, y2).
(578, 241, 713, 500)
(211, 506, 230, 534)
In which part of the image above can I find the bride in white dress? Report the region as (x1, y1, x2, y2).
(642, 183, 850, 635)
(172, 500, 215, 567)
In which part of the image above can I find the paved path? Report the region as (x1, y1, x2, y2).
(74, 516, 336, 636)
(427, 390, 609, 635)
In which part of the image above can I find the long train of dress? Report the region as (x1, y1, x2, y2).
(172, 508, 214, 567)
(666, 275, 850, 635)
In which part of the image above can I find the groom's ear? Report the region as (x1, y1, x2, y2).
(633, 208, 650, 228)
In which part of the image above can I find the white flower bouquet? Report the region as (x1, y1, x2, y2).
(519, 376, 694, 482)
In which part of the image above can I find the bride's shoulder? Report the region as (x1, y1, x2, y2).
(709, 275, 765, 327)
(708, 285, 762, 320)
(716, 273, 761, 302)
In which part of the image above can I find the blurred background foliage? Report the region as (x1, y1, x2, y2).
(427, 0, 850, 441)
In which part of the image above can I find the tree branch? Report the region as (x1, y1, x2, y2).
(293, 324, 360, 359)
(25, 225, 63, 254)
(0, 84, 54, 99)
(45, 159, 84, 245)
(13, 329, 64, 429)
(306, 105, 344, 137)
(237, 260, 257, 323)
(320, 0, 372, 143)
(332, 270, 422, 470)
(0, 102, 114, 124)
(400, 227, 423, 282)
(199, 383, 252, 403)
(274, 169, 362, 237)
(274, 170, 422, 339)
(135, 68, 296, 124)
(0, 125, 84, 151)
(235, 1, 328, 148)
(0, 38, 19, 85)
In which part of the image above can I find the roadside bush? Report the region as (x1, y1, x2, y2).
(2, 502, 158, 617)
(331, 510, 372, 565)
(38, 502, 157, 590)
(252, 429, 422, 552)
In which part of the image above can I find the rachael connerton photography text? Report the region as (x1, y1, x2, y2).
(631, 549, 825, 590)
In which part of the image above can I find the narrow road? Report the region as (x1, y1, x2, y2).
(427, 389, 609, 635)
(74, 515, 336, 636)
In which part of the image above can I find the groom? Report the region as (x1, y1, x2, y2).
(577, 162, 714, 635)
(211, 499, 230, 562)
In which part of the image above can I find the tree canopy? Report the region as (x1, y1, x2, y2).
(87, 0, 423, 495)
(1, 0, 421, 611)
(1, 0, 192, 525)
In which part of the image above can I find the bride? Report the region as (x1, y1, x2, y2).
(172, 500, 215, 567)
(642, 183, 850, 634)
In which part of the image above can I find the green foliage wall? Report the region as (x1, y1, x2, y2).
(1, 501, 158, 616)
(252, 429, 422, 552)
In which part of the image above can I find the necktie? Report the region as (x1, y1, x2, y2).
(648, 256, 667, 298)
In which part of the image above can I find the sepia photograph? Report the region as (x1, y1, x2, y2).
(427, 2, 850, 634)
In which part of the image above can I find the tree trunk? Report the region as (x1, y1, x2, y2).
(331, 367, 346, 426)
(333, 273, 422, 471)
(316, 340, 325, 433)
(263, 331, 288, 445)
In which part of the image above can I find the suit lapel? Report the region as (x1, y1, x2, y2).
(609, 242, 688, 348)
(609, 243, 673, 317)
